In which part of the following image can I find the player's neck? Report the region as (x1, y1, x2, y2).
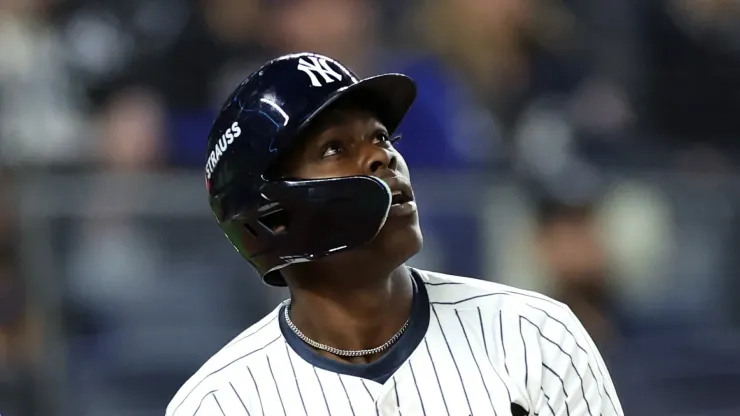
(285, 266, 414, 363)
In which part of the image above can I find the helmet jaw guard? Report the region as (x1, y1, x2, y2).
(219, 175, 392, 286)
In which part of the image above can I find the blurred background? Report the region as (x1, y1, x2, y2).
(1, 0, 740, 414)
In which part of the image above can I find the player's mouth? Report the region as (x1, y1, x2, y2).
(387, 178, 417, 217)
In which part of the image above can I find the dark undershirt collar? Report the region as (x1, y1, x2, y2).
(279, 268, 430, 384)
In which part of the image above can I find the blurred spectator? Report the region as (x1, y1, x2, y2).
(133, 0, 267, 109)
(266, 0, 380, 76)
(388, 0, 624, 170)
(0, 0, 91, 168)
(66, 87, 168, 318)
(89, 0, 269, 167)
(532, 188, 740, 415)
(533, 195, 621, 348)
(530, 181, 692, 344)
(0, 248, 39, 372)
(96, 87, 167, 171)
(0, 171, 41, 416)
(414, 0, 592, 128)
(56, 0, 192, 102)
(639, 0, 740, 162)
(0, 246, 41, 416)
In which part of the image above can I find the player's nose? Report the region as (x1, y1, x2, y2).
(362, 143, 397, 176)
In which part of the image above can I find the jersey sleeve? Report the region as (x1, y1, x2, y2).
(526, 305, 624, 416)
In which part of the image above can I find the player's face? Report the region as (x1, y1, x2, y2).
(277, 108, 423, 268)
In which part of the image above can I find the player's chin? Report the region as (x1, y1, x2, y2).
(375, 211, 423, 257)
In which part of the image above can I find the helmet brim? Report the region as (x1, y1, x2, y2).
(301, 73, 417, 136)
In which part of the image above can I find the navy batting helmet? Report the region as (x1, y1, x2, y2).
(205, 53, 417, 286)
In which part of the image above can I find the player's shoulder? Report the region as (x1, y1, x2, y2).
(414, 268, 575, 321)
(165, 304, 284, 416)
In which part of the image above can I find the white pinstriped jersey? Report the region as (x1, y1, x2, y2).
(166, 269, 623, 416)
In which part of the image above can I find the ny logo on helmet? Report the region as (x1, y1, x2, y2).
(297, 56, 343, 87)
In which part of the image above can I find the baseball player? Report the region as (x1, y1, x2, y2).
(166, 53, 623, 416)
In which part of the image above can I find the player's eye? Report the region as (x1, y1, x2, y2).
(372, 131, 401, 146)
(372, 132, 390, 144)
(321, 140, 344, 158)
